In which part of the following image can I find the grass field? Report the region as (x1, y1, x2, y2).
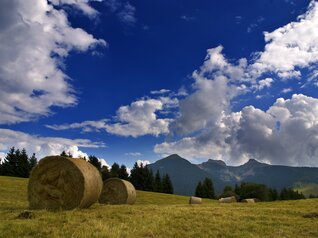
(0, 176, 318, 238)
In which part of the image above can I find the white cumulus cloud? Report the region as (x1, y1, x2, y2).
(136, 160, 150, 167)
(156, 94, 318, 167)
(252, 1, 318, 79)
(0, 128, 105, 160)
(47, 96, 177, 137)
(0, 0, 106, 124)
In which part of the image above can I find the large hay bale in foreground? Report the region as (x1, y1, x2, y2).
(219, 196, 237, 203)
(189, 196, 202, 204)
(99, 178, 136, 205)
(28, 156, 102, 210)
(241, 198, 256, 203)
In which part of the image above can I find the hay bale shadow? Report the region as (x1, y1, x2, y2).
(303, 212, 318, 218)
(16, 211, 34, 219)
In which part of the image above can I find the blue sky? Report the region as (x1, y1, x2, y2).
(2, 0, 318, 168)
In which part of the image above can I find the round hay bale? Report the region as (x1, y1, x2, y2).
(219, 196, 237, 203)
(241, 198, 256, 203)
(189, 196, 202, 204)
(28, 156, 103, 210)
(99, 178, 136, 205)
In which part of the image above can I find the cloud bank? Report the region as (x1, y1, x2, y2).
(155, 1, 318, 166)
(0, 128, 105, 160)
(47, 96, 178, 137)
(0, 0, 105, 124)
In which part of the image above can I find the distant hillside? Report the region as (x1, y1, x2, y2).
(149, 154, 318, 196)
(293, 182, 318, 197)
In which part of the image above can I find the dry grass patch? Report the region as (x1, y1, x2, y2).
(1, 176, 318, 238)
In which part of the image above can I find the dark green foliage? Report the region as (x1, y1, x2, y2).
(118, 165, 129, 180)
(202, 178, 215, 199)
(0, 147, 37, 178)
(195, 178, 215, 199)
(144, 168, 154, 191)
(99, 162, 129, 181)
(234, 184, 240, 195)
(268, 188, 278, 201)
(236, 183, 269, 201)
(129, 163, 153, 191)
(110, 163, 120, 178)
(195, 181, 203, 197)
(129, 162, 145, 190)
(1, 147, 18, 176)
(162, 174, 173, 194)
(220, 185, 238, 199)
(233, 182, 305, 201)
(88, 155, 102, 171)
(154, 170, 162, 192)
(101, 166, 111, 181)
(129, 163, 173, 194)
(280, 188, 305, 200)
(223, 185, 233, 193)
(16, 148, 30, 178)
(29, 153, 37, 171)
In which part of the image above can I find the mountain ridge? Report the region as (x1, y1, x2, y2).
(148, 154, 318, 196)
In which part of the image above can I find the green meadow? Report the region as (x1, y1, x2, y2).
(0, 176, 318, 238)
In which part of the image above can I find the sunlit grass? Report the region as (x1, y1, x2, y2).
(1, 176, 318, 238)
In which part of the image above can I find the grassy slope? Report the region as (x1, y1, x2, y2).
(1, 176, 318, 238)
(293, 183, 318, 197)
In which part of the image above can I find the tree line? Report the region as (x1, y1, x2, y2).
(0, 148, 173, 195)
(195, 178, 216, 199)
(86, 154, 174, 195)
(194, 177, 306, 201)
(0, 147, 37, 178)
(62, 152, 173, 194)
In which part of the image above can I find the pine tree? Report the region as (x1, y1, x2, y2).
(202, 178, 215, 199)
(154, 170, 162, 192)
(1, 147, 17, 176)
(280, 188, 288, 200)
(144, 167, 154, 191)
(88, 155, 102, 171)
(234, 183, 240, 195)
(101, 166, 111, 181)
(28, 153, 37, 175)
(118, 165, 129, 180)
(221, 185, 237, 198)
(162, 174, 173, 194)
(16, 148, 30, 178)
(0, 147, 36, 178)
(195, 181, 203, 197)
(110, 163, 120, 177)
(129, 162, 143, 190)
(269, 188, 278, 201)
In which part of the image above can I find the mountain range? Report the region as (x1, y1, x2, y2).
(148, 154, 318, 196)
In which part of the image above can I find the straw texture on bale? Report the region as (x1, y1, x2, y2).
(219, 196, 237, 203)
(189, 196, 202, 204)
(241, 198, 256, 203)
(28, 156, 103, 210)
(99, 178, 136, 205)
